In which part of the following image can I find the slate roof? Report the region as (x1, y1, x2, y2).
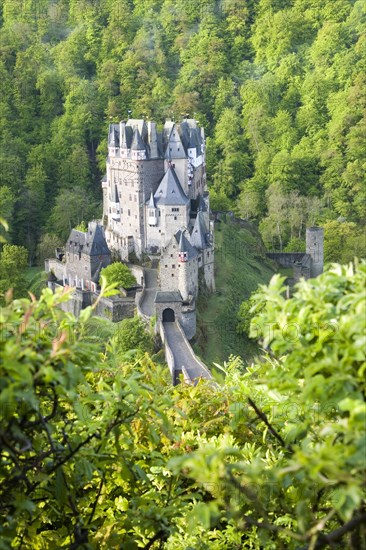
(154, 167, 189, 206)
(107, 119, 204, 160)
(190, 211, 209, 250)
(155, 290, 183, 303)
(148, 191, 156, 208)
(131, 128, 146, 151)
(164, 126, 187, 159)
(66, 223, 110, 257)
(175, 229, 198, 260)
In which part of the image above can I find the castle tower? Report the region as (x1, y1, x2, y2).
(306, 227, 324, 278)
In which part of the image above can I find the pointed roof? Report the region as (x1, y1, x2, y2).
(175, 229, 197, 260)
(154, 166, 189, 206)
(148, 191, 155, 208)
(164, 124, 187, 159)
(66, 222, 110, 258)
(179, 231, 187, 253)
(131, 128, 146, 151)
(190, 211, 209, 250)
(109, 124, 119, 146)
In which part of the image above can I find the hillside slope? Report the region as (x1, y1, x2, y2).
(195, 217, 276, 367)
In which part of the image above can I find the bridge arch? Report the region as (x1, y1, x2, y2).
(162, 308, 175, 323)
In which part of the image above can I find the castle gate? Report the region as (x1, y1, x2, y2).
(162, 308, 175, 323)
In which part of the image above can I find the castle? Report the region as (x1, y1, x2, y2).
(46, 118, 215, 337)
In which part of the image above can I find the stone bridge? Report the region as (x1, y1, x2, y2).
(137, 266, 212, 385)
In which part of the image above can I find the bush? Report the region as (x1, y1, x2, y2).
(113, 316, 153, 354)
(100, 262, 136, 289)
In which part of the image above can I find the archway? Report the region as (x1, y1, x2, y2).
(162, 308, 175, 323)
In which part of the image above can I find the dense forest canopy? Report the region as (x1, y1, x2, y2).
(0, 0, 365, 262)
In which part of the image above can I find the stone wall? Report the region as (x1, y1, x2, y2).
(105, 157, 164, 259)
(50, 283, 135, 322)
(159, 239, 180, 293)
(46, 259, 65, 281)
(306, 227, 324, 277)
(180, 305, 196, 340)
(146, 203, 190, 252)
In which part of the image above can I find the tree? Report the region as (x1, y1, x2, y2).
(0, 186, 15, 242)
(100, 262, 136, 289)
(323, 220, 366, 264)
(0, 244, 28, 302)
(170, 261, 366, 548)
(112, 316, 154, 355)
(37, 233, 63, 265)
(48, 187, 100, 241)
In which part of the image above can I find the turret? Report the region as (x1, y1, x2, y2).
(108, 125, 119, 157)
(147, 192, 158, 226)
(119, 121, 128, 158)
(306, 227, 324, 278)
(131, 128, 146, 160)
(148, 121, 159, 159)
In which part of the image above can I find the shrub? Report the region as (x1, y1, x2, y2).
(100, 262, 136, 289)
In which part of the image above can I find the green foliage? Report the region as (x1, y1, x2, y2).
(323, 220, 366, 264)
(0, 244, 28, 302)
(0, 0, 363, 264)
(172, 261, 366, 548)
(196, 219, 275, 364)
(36, 233, 63, 265)
(112, 316, 154, 355)
(1, 261, 365, 548)
(236, 289, 265, 338)
(74, 220, 88, 232)
(100, 262, 136, 289)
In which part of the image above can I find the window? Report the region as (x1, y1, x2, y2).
(174, 216, 177, 221)
(171, 273, 174, 277)
(172, 208, 179, 212)
(172, 264, 175, 268)
(170, 254, 173, 257)
(128, 209, 130, 216)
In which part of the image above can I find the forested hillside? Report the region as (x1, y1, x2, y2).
(0, 0, 365, 262)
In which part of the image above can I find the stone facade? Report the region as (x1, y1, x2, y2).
(102, 117, 214, 339)
(266, 226, 324, 283)
(46, 118, 215, 338)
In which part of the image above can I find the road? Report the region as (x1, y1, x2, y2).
(139, 268, 158, 317)
(163, 321, 212, 382)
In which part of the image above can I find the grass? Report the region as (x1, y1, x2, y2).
(194, 218, 277, 369)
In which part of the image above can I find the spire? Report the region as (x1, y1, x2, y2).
(131, 128, 145, 151)
(178, 231, 188, 262)
(190, 211, 208, 249)
(109, 125, 119, 147)
(164, 124, 187, 159)
(148, 121, 158, 158)
(119, 121, 127, 149)
(179, 231, 187, 253)
(148, 191, 155, 208)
